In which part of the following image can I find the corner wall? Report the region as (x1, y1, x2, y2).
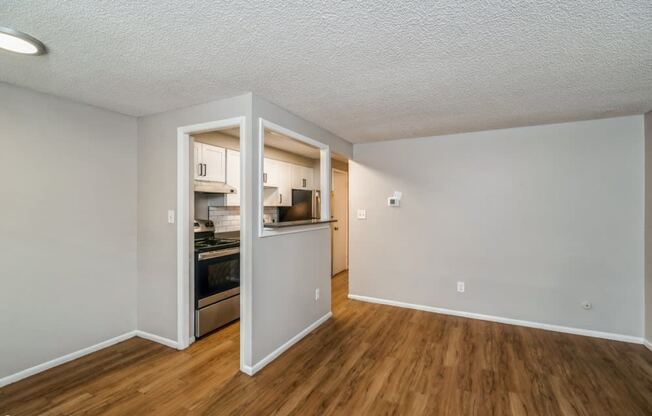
(0, 83, 138, 381)
(250, 96, 352, 365)
(137, 94, 253, 343)
(645, 111, 652, 345)
(350, 116, 644, 339)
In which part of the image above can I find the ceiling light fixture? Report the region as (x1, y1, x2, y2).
(0, 26, 46, 55)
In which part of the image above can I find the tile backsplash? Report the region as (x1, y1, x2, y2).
(208, 206, 278, 233)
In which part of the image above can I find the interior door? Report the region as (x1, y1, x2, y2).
(331, 169, 348, 275)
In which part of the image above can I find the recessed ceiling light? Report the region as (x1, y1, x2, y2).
(0, 26, 46, 55)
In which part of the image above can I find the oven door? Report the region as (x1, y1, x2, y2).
(195, 247, 240, 308)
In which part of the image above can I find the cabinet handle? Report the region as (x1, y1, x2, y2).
(280, 193, 283, 204)
(302, 178, 306, 187)
(263, 173, 267, 183)
(202, 163, 206, 176)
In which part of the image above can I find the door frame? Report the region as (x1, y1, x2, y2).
(176, 116, 253, 374)
(331, 168, 349, 275)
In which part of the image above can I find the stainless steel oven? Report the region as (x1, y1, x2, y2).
(194, 220, 240, 337)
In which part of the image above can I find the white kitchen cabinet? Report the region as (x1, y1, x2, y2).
(276, 161, 292, 207)
(225, 149, 240, 206)
(263, 157, 280, 188)
(291, 165, 314, 190)
(262, 159, 292, 207)
(194, 142, 226, 183)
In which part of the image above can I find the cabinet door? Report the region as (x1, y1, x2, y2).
(201, 144, 226, 182)
(291, 164, 314, 190)
(225, 149, 240, 206)
(276, 161, 292, 206)
(263, 158, 280, 188)
(302, 166, 314, 190)
(194, 142, 203, 180)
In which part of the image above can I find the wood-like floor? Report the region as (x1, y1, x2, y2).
(2, 272, 651, 415)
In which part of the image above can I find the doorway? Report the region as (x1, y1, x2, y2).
(177, 117, 252, 375)
(331, 168, 348, 276)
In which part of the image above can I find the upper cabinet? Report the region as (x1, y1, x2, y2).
(276, 161, 292, 207)
(291, 165, 314, 190)
(194, 142, 226, 182)
(225, 149, 240, 206)
(263, 158, 280, 188)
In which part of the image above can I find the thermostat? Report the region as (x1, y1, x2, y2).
(388, 191, 402, 207)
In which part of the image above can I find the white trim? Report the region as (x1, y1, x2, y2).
(134, 330, 179, 349)
(644, 339, 652, 352)
(0, 331, 136, 388)
(249, 312, 332, 375)
(257, 118, 331, 238)
(348, 294, 644, 345)
(176, 117, 253, 375)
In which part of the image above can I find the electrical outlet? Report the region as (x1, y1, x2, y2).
(167, 210, 175, 224)
(315, 288, 320, 301)
(357, 209, 367, 220)
(457, 282, 465, 293)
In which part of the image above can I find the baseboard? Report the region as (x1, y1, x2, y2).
(249, 311, 332, 375)
(348, 294, 644, 345)
(644, 339, 652, 352)
(0, 331, 136, 388)
(134, 330, 179, 349)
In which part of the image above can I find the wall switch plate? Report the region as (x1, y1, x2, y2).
(357, 209, 367, 219)
(457, 282, 465, 293)
(315, 288, 320, 301)
(167, 210, 175, 224)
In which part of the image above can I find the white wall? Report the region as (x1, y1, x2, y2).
(136, 93, 352, 370)
(350, 116, 644, 337)
(0, 83, 138, 380)
(137, 94, 252, 342)
(645, 111, 652, 343)
(251, 96, 352, 364)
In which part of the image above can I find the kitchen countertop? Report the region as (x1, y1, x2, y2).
(263, 219, 337, 229)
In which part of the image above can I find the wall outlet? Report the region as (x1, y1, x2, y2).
(457, 282, 465, 293)
(167, 210, 175, 224)
(315, 288, 320, 301)
(357, 209, 367, 220)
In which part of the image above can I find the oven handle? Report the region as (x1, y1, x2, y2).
(198, 247, 240, 261)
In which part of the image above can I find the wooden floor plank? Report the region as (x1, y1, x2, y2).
(1, 271, 651, 415)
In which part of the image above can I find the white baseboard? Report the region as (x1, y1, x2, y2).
(249, 311, 332, 375)
(348, 294, 644, 345)
(0, 331, 136, 388)
(0, 329, 183, 388)
(644, 339, 652, 352)
(134, 330, 179, 349)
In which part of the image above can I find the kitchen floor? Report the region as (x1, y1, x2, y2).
(2, 272, 651, 415)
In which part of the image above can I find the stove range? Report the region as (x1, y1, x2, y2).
(193, 219, 240, 337)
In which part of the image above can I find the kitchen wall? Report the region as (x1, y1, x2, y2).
(350, 115, 644, 338)
(0, 83, 138, 382)
(645, 111, 652, 344)
(251, 95, 352, 364)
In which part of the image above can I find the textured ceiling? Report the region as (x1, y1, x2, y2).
(1, 1, 651, 143)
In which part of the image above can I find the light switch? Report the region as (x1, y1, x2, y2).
(167, 210, 175, 224)
(357, 209, 367, 220)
